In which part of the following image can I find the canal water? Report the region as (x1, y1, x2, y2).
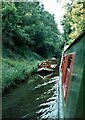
(2, 74, 64, 119)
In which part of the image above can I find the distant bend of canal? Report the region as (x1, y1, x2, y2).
(2, 73, 64, 119)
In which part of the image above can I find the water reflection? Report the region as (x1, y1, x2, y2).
(37, 77, 59, 119)
(2, 74, 64, 119)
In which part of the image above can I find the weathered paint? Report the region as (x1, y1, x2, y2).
(60, 31, 84, 118)
(61, 53, 75, 102)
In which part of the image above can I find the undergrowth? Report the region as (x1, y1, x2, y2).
(2, 51, 43, 92)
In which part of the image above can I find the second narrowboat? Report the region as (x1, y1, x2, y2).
(37, 57, 57, 74)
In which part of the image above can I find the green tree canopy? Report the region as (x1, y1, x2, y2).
(2, 1, 63, 58)
(61, 1, 84, 45)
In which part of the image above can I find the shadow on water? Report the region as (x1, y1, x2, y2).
(2, 71, 64, 119)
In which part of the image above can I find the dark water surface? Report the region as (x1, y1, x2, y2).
(2, 74, 64, 119)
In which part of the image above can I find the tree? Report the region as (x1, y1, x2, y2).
(2, 2, 18, 47)
(2, 1, 63, 58)
(61, 1, 84, 44)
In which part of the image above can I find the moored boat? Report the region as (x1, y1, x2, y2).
(37, 72, 54, 79)
(37, 57, 57, 74)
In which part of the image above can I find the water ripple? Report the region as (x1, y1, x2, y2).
(36, 76, 64, 119)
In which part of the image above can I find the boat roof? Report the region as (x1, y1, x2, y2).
(64, 31, 85, 52)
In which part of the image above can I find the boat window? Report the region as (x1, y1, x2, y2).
(67, 57, 72, 69)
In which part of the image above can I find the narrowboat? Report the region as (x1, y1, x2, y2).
(59, 31, 84, 118)
(37, 72, 54, 79)
(37, 57, 57, 74)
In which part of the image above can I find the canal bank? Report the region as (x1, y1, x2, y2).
(2, 53, 43, 93)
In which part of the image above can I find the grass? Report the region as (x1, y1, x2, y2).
(2, 52, 43, 92)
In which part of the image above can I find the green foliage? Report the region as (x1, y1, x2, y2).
(2, 53, 43, 91)
(2, 2, 17, 31)
(61, 1, 84, 44)
(2, 1, 63, 58)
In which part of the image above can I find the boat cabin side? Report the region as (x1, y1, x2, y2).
(60, 31, 84, 118)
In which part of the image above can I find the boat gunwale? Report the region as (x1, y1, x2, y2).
(64, 31, 85, 52)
